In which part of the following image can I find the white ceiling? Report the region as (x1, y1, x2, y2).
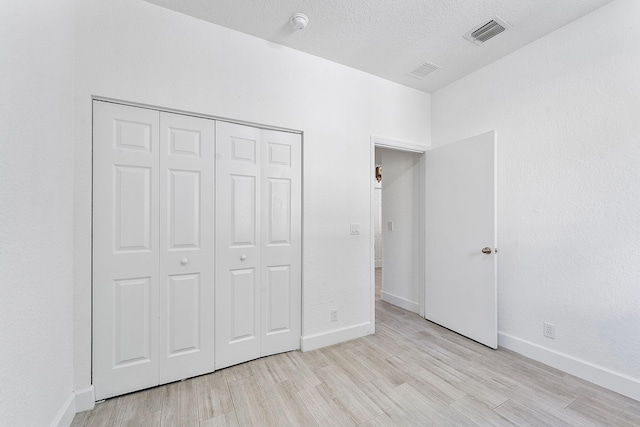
(145, 0, 614, 93)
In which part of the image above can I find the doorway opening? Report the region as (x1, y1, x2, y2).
(370, 137, 427, 329)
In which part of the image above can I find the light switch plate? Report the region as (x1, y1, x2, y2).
(350, 223, 360, 235)
(388, 221, 394, 231)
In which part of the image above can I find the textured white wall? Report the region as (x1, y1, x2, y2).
(73, 0, 431, 389)
(0, 0, 76, 425)
(432, 0, 640, 397)
(376, 148, 421, 312)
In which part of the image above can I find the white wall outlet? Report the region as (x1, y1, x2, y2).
(330, 309, 338, 322)
(350, 223, 360, 235)
(387, 221, 394, 231)
(543, 322, 556, 339)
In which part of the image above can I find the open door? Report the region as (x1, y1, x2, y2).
(425, 131, 497, 348)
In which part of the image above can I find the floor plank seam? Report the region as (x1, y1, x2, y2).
(73, 285, 640, 427)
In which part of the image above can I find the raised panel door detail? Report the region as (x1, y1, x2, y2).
(169, 127, 201, 157)
(230, 175, 256, 247)
(229, 268, 256, 343)
(268, 178, 291, 245)
(114, 119, 152, 152)
(267, 142, 291, 167)
(259, 129, 301, 359)
(266, 266, 291, 334)
(94, 101, 160, 400)
(231, 137, 256, 163)
(168, 170, 200, 250)
(114, 277, 151, 368)
(158, 111, 214, 385)
(167, 274, 200, 357)
(114, 166, 151, 252)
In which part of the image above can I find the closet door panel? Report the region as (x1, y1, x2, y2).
(265, 265, 291, 333)
(93, 101, 160, 400)
(228, 268, 258, 341)
(168, 170, 200, 248)
(215, 122, 262, 370)
(260, 130, 302, 357)
(166, 273, 200, 355)
(159, 112, 214, 383)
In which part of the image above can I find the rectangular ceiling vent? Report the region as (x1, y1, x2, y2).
(464, 15, 512, 45)
(406, 61, 441, 79)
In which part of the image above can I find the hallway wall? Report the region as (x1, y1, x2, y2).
(376, 148, 421, 313)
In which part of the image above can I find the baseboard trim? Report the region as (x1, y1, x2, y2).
(51, 393, 75, 427)
(74, 385, 95, 413)
(301, 322, 373, 352)
(381, 291, 420, 314)
(499, 332, 640, 401)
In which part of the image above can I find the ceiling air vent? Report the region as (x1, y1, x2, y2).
(406, 61, 440, 79)
(464, 16, 512, 45)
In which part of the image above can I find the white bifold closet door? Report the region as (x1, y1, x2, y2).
(215, 121, 301, 370)
(93, 101, 214, 400)
(158, 112, 214, 384)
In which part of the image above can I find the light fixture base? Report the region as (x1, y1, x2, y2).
(290, 13, 308, 30)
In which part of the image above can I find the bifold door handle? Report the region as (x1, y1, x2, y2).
(481, 247, 492, 254)
(180, 258, 189, 265)
(240, 254, 247, 261)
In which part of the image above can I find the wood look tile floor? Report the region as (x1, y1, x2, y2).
(73, 268, 640, 426)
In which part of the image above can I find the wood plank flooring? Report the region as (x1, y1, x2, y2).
(73, 269, 640, 426)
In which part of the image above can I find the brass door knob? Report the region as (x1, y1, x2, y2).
(481, 247, 492, 254)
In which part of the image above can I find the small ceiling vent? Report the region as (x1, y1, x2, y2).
(406, 61, 440, 79)
(464, 16, 512, 45)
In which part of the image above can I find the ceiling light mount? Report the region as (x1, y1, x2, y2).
(290, 13, 309, 30)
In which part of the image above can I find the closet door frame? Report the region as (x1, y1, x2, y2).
(91, 98, 304, 398)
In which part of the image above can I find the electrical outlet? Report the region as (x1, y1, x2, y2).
(387, 221, 394, 231)
(350, 223, 360, 235)
(543, 322, 556, 339)
(330, 309, 338, 322)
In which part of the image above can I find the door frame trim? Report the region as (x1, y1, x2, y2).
(369, 136, 429, 330)
(92, 96, 302, 135)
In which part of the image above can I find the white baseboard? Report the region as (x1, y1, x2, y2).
(301, 322, 373, 352)
(499, 332, 640, 401)
(51, 393, 75, 427)
(381, 291, 420, 314)
(74, 385, 95, 413)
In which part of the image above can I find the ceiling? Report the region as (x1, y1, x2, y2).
(145, 0, 615, 93)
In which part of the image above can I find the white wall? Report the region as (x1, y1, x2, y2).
(432, 0, 640, 400)
(73, 0, 431, 390)
(0, 1, 76, 425)
(376, 148, 421, 313)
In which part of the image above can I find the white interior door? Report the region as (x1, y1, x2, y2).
(215, 122, 301, 369)
(260, 129, 301, 357)
(215, 122, 262, 369)
(158, 112, 214, 383)
(93, 102, 216, 399)
(425, 131, 497, 349)
(94, 102, 301, 395)
(93, 102, 160, 400)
